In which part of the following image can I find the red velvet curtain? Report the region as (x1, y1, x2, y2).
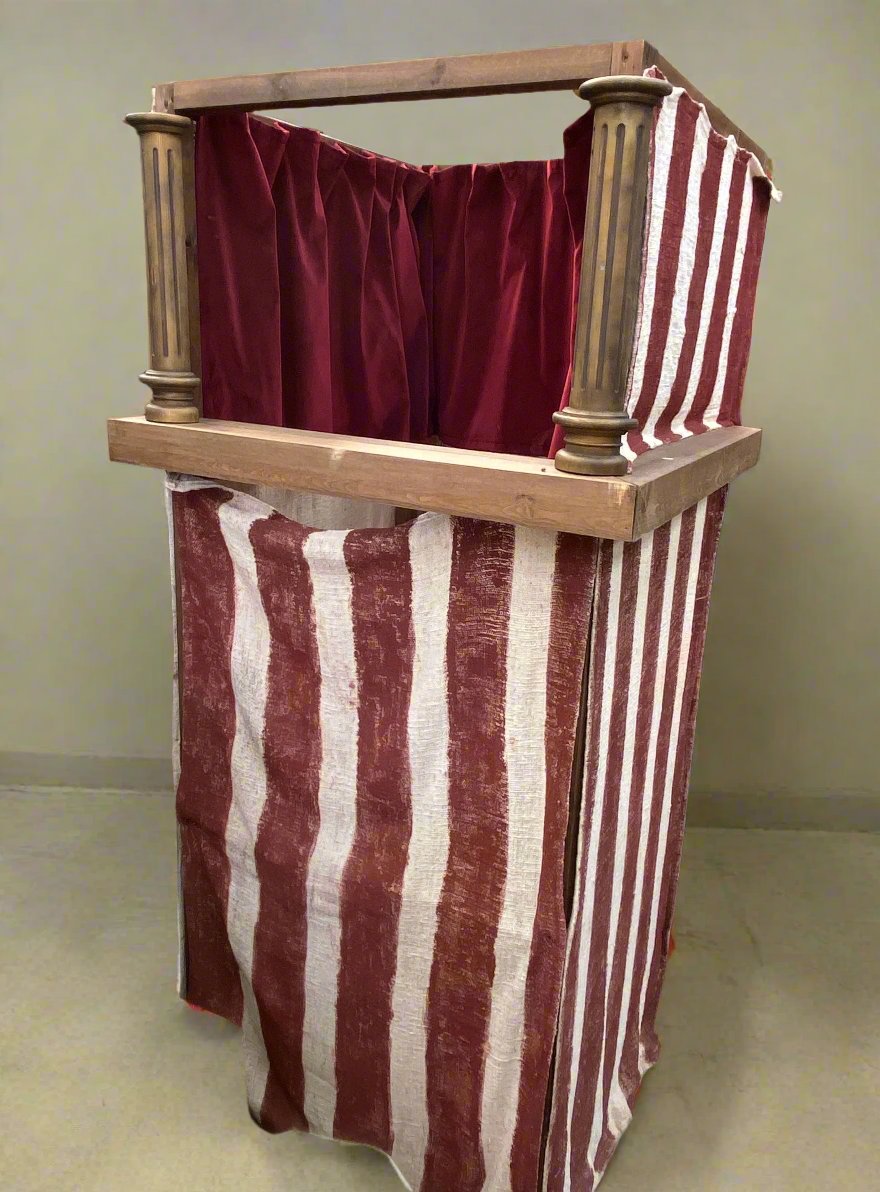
(196, 112, 592, 455)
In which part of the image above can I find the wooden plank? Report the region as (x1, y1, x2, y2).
(629, 425, 761, 537)
(151, 82, 174, 114)
(166, 43, 614, 113)
(108, 417, 634, 539)
(107, 417, 760, 541)
(157, 40, 771, 176)
(643, 44, 773, 175)
(609, 39, 649, 76)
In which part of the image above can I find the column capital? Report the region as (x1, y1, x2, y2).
(578, 74, 672, 108)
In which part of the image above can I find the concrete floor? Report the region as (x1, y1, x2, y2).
(1, 788, 877, 1191)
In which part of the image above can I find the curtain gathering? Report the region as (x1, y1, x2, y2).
(196, 111, 593, 455)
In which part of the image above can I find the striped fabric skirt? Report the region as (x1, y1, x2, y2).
(167, 475, 724, 1192)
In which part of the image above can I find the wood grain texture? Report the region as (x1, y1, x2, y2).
(144, 44, 770, 443)
(151, 82, 174, 114)
(164, 44, 616, 112)
(107, 418, 760, 542)
(629, 425, 761, 537)
(154, 42, 770, 179)
(609, 40, 649, 76)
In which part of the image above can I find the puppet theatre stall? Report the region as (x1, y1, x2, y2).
(108, 41, 778, 1192)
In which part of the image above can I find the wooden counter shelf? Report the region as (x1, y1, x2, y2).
(107, 418, 760, 542)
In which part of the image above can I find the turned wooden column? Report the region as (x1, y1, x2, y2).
(554, 75, 671, 475)
(125, 113, 200, 423)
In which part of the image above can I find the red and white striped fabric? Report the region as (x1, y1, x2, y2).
(543, 491, 725, 1191)
(621, 69, 777, 462)
(166, 77, 774, 1192)
(169, 476, 596, 1191)
(539, 76, 775, 1190)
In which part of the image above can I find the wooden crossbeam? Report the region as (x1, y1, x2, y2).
(153, 41, 772, 174)
(107, 418, 761, 542)
(160, 43, 615, 113)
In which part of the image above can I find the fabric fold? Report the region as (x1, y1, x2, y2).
(168, 477, 596, 1192)
(195, 112, 594, 453)
(195, 85, 770, 468)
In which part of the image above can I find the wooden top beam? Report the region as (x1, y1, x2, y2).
(155, 40, 771, 176)
(162, 44, 614, 114)
(107, 417, 761, 542)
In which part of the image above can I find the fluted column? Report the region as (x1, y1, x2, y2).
(125, 113, 200, 423)
(553, 75, 671, 475)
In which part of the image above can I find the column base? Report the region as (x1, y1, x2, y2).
(144, 401, 200, 424)
(139, 369, 200, 424)
(552, 406, 637, 477)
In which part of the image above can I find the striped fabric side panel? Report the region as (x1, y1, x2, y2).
(168, 480, 596, 1192)
(169, 486, 405, 1026)
(164, 482, 186, 997)
(246, 508, 321, 1133)
(623, 74, 775, 461)
(543, 489, 726, 1191)
(173, 486, 244, 1025)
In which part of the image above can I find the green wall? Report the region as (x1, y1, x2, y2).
(1, 1, 877, 803)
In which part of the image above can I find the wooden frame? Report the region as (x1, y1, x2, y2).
(108, 418, 760, 543)
(113, 49, 771, 1177)
(113, 41, 771, 529)
(151, 41, 771, 170)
